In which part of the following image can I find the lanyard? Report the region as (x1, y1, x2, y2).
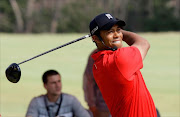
(44, 94, 63, 117)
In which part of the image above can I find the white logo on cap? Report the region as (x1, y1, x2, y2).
(91, 26, 98, 34)
(105, 14, 113, 19)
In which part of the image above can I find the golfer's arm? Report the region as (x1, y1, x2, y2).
(121, 30, 150, 60)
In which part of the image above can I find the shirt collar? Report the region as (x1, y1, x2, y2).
(45, 94, 62, 106)
(91, 50, 113, 61)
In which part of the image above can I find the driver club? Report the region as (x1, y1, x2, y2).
(5, 34, 91, 83)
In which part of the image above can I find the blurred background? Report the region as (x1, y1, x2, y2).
(0, 0, 180, 117)
(0, 0, 180, 33)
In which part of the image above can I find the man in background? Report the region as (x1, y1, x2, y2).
(26, 69, 91, 117)
(83, 49, 111, 117)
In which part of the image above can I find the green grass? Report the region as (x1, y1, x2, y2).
(0, 32, 179, 117)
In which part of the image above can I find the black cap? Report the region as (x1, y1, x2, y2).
(89, 13, 126, 35)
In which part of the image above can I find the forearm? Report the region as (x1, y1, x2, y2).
(73, 97, 91, 117)
(83, 66, 96, 107)
(83, 53, 97, 107)
(121, 30, 150, 60)
(26, 98, 38, 117)
(121, 30, 145, 46)
(83, 74, 96, 107)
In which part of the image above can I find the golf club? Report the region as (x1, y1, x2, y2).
(5, 34, 91, 83)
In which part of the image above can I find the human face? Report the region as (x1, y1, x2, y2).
(44, 74, 62, 96)
(100, 24, 123, 49)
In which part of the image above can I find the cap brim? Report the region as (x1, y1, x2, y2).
(101, 20, 126, 30)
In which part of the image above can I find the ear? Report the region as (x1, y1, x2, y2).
(44, 84, 47, 89)
(92, 35, 101, 44)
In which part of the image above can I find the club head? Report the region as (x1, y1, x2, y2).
(5, 63, 21, 83)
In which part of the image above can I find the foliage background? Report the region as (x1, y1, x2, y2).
(0, 0, 179, 33)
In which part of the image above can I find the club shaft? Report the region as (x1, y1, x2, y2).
(18, 34, 91, 65)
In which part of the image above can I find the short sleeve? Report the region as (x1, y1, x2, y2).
(72, 96, 91, 117)
(115, 46, 143, 79)
(26, 97, 38, 117)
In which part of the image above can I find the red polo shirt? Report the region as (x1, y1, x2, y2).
(92, 46, 157, 117)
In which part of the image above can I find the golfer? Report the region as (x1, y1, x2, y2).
(89, 13, 157, 117)
(26, 70, 91, 117)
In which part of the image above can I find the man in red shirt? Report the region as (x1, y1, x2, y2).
(89, 13, 157, 117)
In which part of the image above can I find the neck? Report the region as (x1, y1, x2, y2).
(46, 93, 60, 102)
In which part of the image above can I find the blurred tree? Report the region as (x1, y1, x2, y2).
(144, 0, 180, 31)
(0, 0, 14, 32)
(174, 0, 180, 17)
(30, 0, 70, 33)
(0, 0, 179, 33)
(25, 0, 35, 33)
(31, 5, 52, 33)
(112, 0, 129, 21)
(125, 0, 143, 31)
(147, 0, 154, 18)
(58, 0, 103, 33)
(168, 0, 180, 18)
(9, 0, 24, 32)
(50, 0, 63, 33)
